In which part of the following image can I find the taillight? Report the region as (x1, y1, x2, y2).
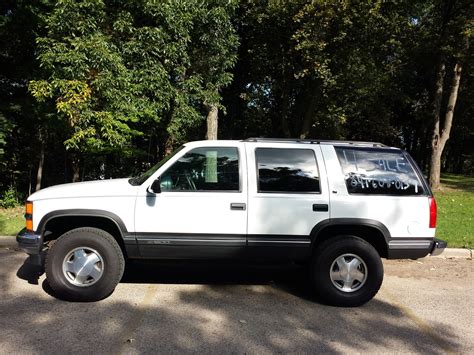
(429, 197, 437, 228)
(25, 202, 33, 231)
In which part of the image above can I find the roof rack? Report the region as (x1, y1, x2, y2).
(242, 138, 387, 148)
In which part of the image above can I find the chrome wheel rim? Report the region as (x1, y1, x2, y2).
(329, 253, 368, 293)
(62, 247, 104, 287)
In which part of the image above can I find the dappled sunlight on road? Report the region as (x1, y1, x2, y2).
(0, 249, 471, 354)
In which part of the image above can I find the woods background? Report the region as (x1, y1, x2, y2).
(0, 0, 472, 201)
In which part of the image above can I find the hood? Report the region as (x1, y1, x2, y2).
(29, 178, 138, 201)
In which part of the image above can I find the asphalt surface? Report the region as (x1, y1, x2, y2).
(0, 248, 472, 354)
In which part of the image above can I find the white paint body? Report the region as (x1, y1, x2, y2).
(134, 141, 247, 235)
(27, 140, 435, 241)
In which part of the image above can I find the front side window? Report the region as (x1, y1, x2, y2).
(335, 147, 425, 195)
(256, 148, 320, 193)
(129, 146, 185, 186)
(160, 147, 239, 191)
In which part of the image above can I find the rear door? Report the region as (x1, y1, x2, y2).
(245, 143, 330, 260)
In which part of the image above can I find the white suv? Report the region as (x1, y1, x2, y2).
(17, 138, 446, 306)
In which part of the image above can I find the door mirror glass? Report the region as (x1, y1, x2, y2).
(147, 178, 161, 194)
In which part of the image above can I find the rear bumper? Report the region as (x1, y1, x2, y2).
(387, 238, 447, 259)
(430, 238, 447, 256)
(16, 228, 42, 255)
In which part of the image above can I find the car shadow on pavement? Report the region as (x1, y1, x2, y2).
(121, 260, 316, 301)
(15, 257, 315, 302)
(9, 256, 462, 353)
(16, 255, 44, 285)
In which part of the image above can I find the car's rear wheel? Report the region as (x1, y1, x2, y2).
(45, 227, 124, 301)
(310, 235, 383, 307)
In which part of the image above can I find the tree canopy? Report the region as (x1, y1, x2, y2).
(0, 0, 472, 197)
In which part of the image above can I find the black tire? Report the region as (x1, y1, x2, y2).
(310, 235, 383, 307)
(45, 227, 125, 302)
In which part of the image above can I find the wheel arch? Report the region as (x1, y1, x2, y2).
(310, 219, 390, 258)
(38, 210, 133, 258)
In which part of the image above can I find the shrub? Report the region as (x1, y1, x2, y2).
(0, 185, 21, 208)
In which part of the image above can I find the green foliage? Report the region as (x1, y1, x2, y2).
(30, 1, 141, 152)
(435, 174, 474, 248)
(223, 0, 472, 171)
(228, 1, 415, 141)
(293, 1, 409, 138)
(30, 0, 239, 153)
(0, 207, 25, 235)
(0, 113, 12, 158)
(0, 0, 472, 196)
(0, 0, 56, 194)
(0, 186, 21, 208)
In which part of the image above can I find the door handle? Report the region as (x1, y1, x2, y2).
(230, 203, 246, 211)
(313, 204, 329, 212)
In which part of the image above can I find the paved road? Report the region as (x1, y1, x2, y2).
(0, 247, 472, 354)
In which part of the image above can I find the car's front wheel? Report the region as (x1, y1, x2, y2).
(310, 235, 383, 307)
(45, 227, 125, 301)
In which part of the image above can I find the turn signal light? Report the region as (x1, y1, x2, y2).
(25, 202, 33, 231)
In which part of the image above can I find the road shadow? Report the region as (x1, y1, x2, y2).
(17, 258, 316, 303)
(16, 255, 44, 285)
(122, 260, 317, 302)
(6, 255, 463, 353)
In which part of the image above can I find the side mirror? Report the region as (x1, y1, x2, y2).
(147, 178, 161, 194)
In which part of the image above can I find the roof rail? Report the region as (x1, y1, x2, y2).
(242, 137, 386, 147)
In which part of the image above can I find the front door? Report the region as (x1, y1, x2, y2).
(134, 144, 248, 259)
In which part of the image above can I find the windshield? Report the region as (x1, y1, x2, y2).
(128, 145, 185, 186)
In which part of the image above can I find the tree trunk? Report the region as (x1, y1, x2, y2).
(71, 155, 81, 182)
(429, 62, 462, 190)
(206, 104, 218, 140)
(35, 140, 45, 191)
(164, 136, 174, 155)
(300, 93, 318, 139)
(428, 61, 445, 189)
(28, 168, 32, 196)
(280, 89, 291, 138)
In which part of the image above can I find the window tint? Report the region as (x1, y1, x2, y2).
(256, 148, 320, 193)
(335, 147, 425, 195)
(160, 147, 239, 191)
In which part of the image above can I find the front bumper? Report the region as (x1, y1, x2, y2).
(16, 228, 42, 255)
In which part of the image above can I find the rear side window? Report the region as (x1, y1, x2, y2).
(256, 148, 320, 193)
(335, 147, 425, 195)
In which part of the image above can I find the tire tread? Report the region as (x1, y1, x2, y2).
(45, 227, 125, 301)
(310, 235, 383, 307)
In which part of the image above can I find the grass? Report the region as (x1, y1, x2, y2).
(0, 174, 472, 248)
(435, 174, 473, 249)
(0, 206, 24, 236)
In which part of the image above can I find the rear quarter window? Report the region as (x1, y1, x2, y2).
(334, 147, 425, 196)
